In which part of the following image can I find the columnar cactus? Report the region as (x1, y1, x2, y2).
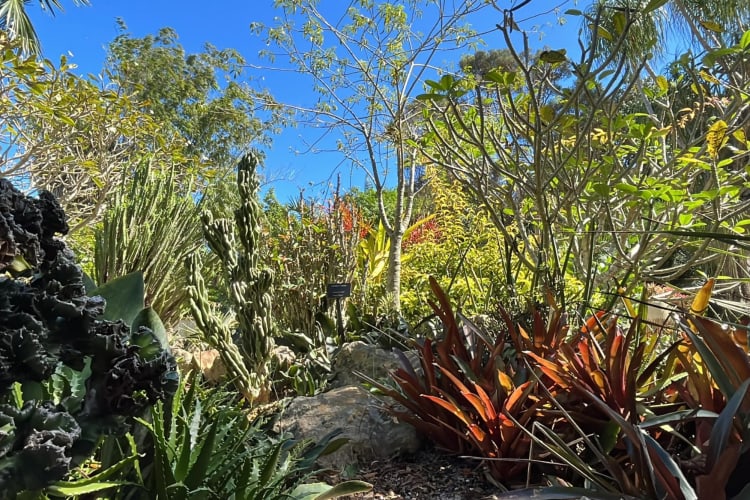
(187, 154, 275, 404)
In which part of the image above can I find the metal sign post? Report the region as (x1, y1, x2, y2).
(326, 283, 351, 343)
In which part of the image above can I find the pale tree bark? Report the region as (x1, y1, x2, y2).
(256, 0, 490, 312)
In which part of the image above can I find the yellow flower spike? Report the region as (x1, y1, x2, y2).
(689, 278, 715, 316)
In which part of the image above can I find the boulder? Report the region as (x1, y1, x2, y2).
(330, 341, 419, 388)
(172, 348, 227, 384)
(274, 385, 421, 469)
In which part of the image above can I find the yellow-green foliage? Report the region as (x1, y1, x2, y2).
(400, 167, 520, 320)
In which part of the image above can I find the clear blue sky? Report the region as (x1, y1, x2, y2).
(32, 0, 579, 202)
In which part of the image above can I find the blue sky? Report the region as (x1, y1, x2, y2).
(32, 0, 579, 202)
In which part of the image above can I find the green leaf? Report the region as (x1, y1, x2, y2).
(45, 453, 139, 496)
(259, 441, 283, 487)
(642, 0, 669, 15)
(415, 93, 445, 102)
(740, 30, 750, 49)
(496, 487, 640, 499)
(313, 480, 373, 499)
(597, 420, 620, 454)
(91, 271, 145, 326)
(8, 255, 33, 273)
(81, 271, 97, 294)
(131, 307, 169, 350)
(656, 75, 669, 94)
(615, 183, 638, 194)
(45, 481, 132, 496)
(538, 49, 567, 64)
(699, 20, 724, 33)
(183, 419, 219, 491)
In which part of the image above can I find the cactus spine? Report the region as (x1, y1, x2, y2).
(187, 154, 275, 404)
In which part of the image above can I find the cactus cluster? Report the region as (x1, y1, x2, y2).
(187, 154, 276, 404)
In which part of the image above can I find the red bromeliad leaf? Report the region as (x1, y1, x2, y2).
(532, 309, 547, 350)
(692, 316, 750, 391)
(696, 442, 741, 498)
(422, 394, 473, 427)
(525, 351, 569, 387)
(474, 382, 498, 422)
(498, 414, 515, 442)
(505, 381, 533, 414)
(466, 422, 488, 444)
(577, 337, 597, 372)
(608, 332, 626, 403)
(421, 338, 438, 391)
(497, 371, 515, 395)
(581, 310, 607, 335)
(461, 392, 490, 422)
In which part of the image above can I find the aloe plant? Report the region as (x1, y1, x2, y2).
(129, 372, 371, 499)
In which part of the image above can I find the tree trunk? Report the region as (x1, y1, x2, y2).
(386, 228, 403, 313)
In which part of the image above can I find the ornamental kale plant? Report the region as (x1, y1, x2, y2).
(0, 178, 177, 495)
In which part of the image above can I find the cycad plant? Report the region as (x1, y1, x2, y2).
(187, 154, 276, 404)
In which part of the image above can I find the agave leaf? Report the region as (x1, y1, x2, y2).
(46, 453, 139, 492)
(303, 429, 348, 458)
(258, 441, 284, 488)
(291, 480, 373, 500)
(131, 306, 169, 350)
(91, 270, 145, 325)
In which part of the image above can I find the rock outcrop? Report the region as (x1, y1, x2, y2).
(274, 385, 421, 469)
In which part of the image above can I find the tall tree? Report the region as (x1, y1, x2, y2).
(419, 8, 750, 308)
(106, 21, 286, 176)
(585, 0, 749, 74)
(0, 0, 89, 54)
(257, 0, 488, 312)
(0, 35, 194, 233)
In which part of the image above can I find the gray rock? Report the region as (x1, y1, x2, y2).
(274, 385, 421, 469)
(330, 341, 419, 388)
